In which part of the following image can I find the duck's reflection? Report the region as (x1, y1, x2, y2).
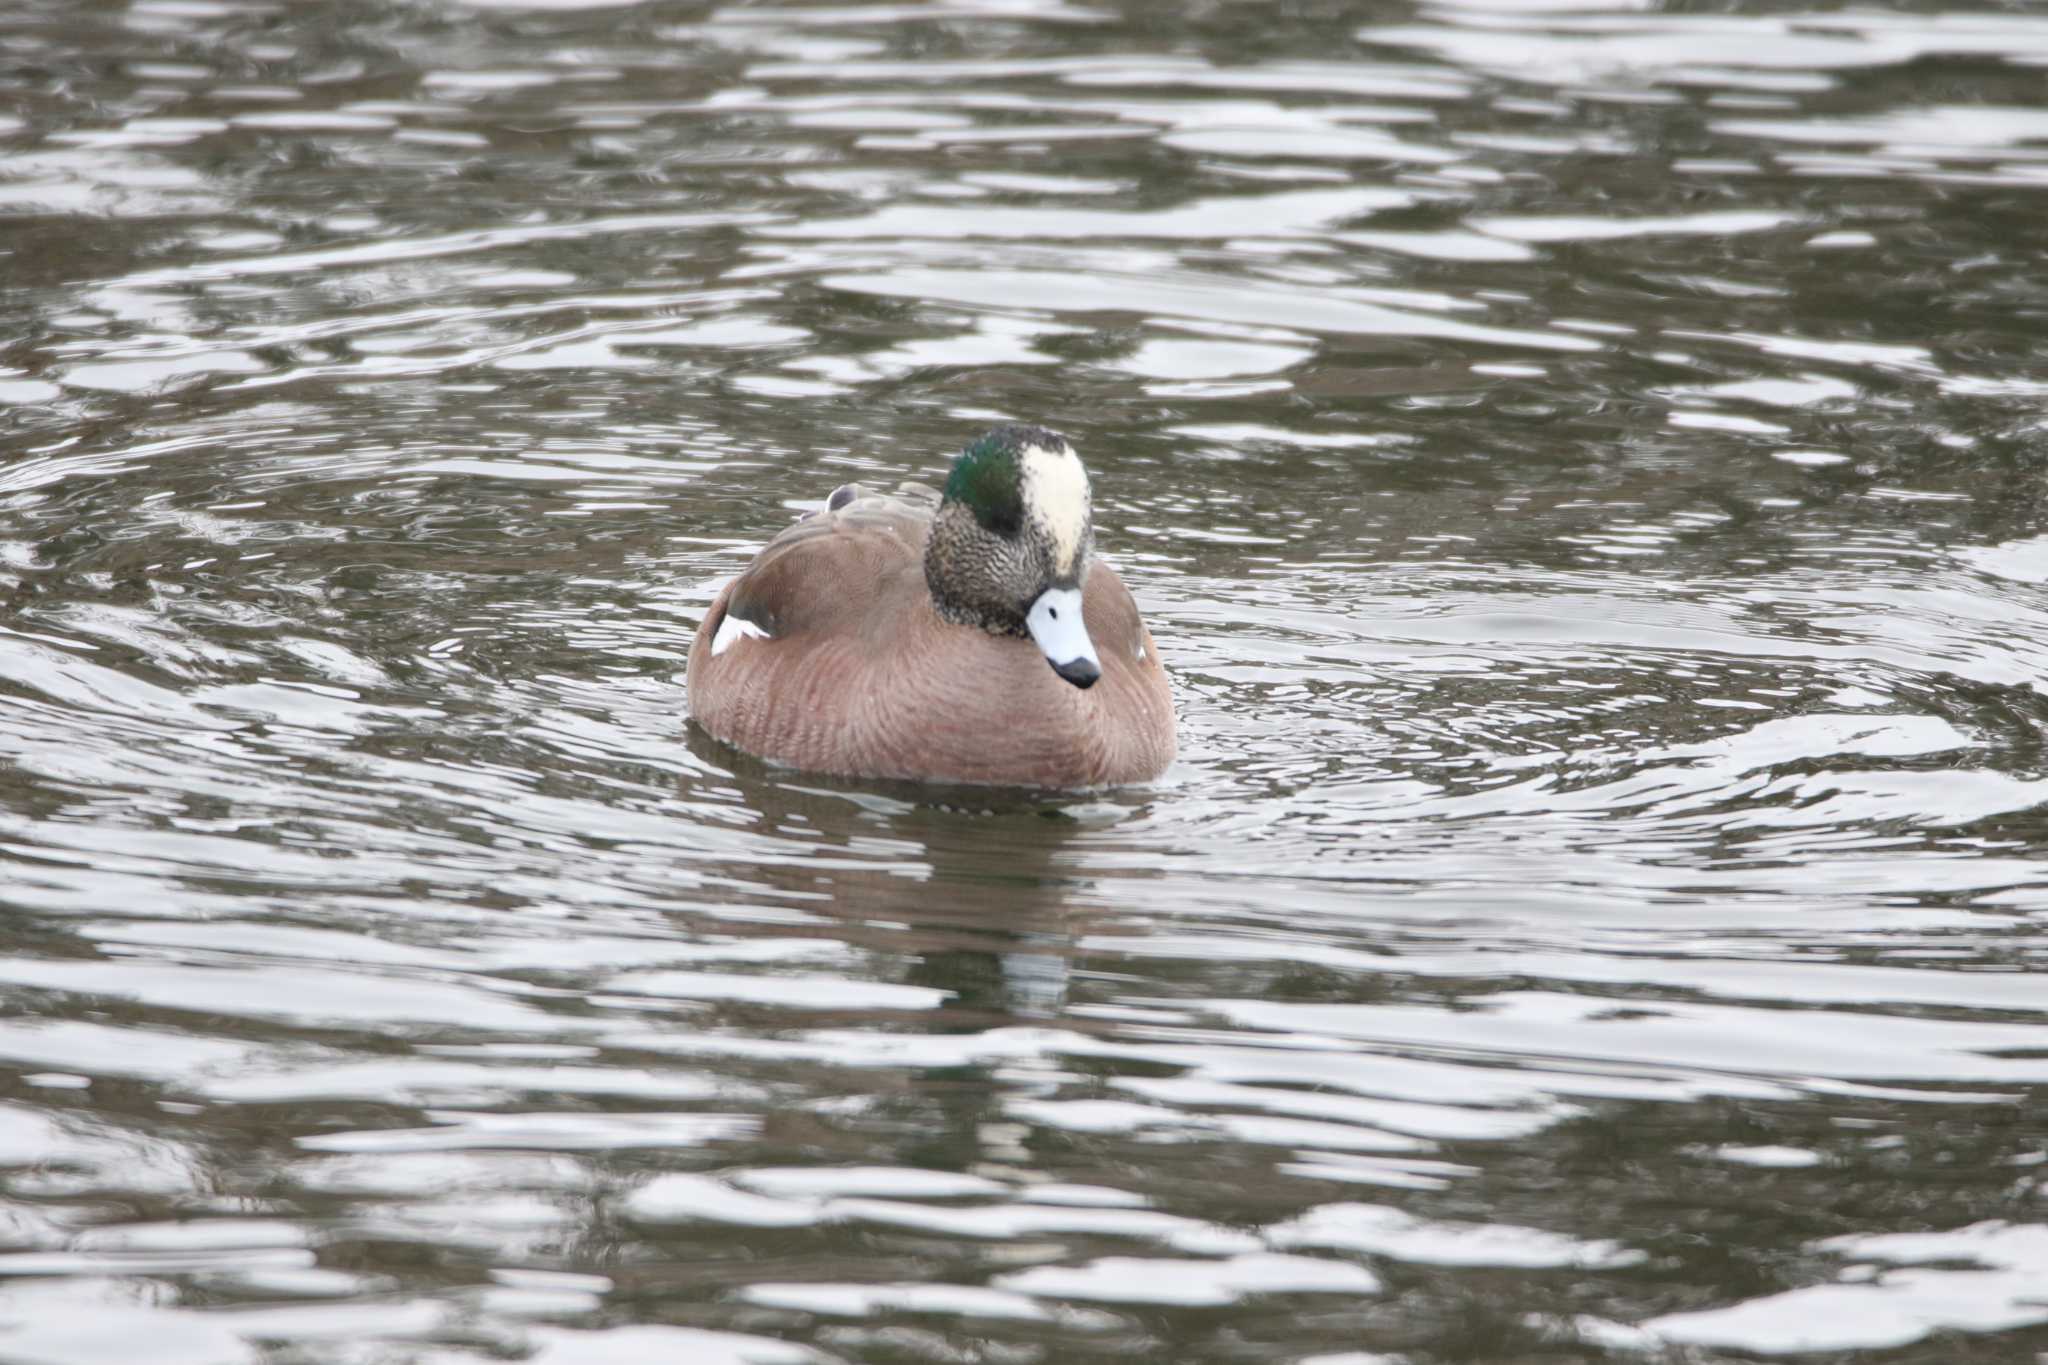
(681, 736, 1111, 1022)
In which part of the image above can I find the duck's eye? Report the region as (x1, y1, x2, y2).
(1048, 606, 1059, 619)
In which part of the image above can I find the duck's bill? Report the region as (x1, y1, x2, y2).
(1026, 585, 1101, 690)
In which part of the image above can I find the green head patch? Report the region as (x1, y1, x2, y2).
(943, 424, 1062, 538)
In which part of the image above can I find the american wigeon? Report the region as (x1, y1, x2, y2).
(687, 424, 1175, 788)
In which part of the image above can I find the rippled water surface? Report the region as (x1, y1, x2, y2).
(6, 0, 2048, 1360)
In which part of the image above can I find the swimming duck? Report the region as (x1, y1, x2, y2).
(687, 424, 1174, 788)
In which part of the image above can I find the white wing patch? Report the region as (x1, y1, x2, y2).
(1020, 440, 1090, 576)
(710, 611, 771, 656)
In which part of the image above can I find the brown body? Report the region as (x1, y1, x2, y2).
(687, 484, 1174, 788)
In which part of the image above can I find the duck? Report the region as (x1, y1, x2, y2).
(687, 424, 1175, 789)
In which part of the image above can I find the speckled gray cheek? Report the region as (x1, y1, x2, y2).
(925, 502, 1042, 635)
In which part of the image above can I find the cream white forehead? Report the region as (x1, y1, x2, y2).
(1019, 441, 1090, 575)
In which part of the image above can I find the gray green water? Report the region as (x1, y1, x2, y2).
(4, 0, 2048, 1361)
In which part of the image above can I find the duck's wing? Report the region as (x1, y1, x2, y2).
(701, 481, 937, 653)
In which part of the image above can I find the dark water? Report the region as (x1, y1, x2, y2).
(4, 0, 2048, 1360)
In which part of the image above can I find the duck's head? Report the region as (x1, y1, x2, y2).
(925, 423, 1100, 689)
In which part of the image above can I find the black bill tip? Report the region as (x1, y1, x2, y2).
(1051, 656, 1100, 689)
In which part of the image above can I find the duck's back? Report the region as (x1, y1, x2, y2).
(686, 484, 1174, 788)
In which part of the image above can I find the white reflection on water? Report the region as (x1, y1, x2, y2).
(1645, 1221, 2048, 1354)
